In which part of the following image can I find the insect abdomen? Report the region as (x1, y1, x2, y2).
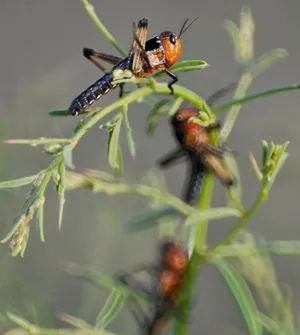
(69, 73, 114, 116)
(69, 58, 129, 116)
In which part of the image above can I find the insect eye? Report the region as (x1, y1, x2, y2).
(169, 34, 177, 45)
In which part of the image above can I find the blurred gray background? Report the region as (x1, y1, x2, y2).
(0, 0, 300, 334)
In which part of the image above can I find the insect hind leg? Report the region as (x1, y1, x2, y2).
(83, 48, 122, 71)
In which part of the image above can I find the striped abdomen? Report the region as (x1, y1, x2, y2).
(69, 57, 129, 116)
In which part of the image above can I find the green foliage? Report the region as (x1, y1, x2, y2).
(1, 2, 300, 335)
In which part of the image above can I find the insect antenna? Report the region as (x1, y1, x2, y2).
(178, 17, 199, 37)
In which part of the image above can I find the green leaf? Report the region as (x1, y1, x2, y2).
(154, 60, 209, 77)
(225, 7, 254, 64)
(213, 240, 300, 258)
(126, 205, 178, 232)
(6, 330, 116, 335)
(63, 145, 75, 170)
(256, 313, 283, 335)
(95, 290, 125, 329)
(261, 139, 269, 167)
(63, 261, 148, 304)
(0, 174, 37, 189)
(184, 207, 242, 227)
(7, 312, 40, 332)
(57, 312, 93, 330)
(146, 99, 169, 134)
(249, 152, 263, 181)
(108, 114, 123, 171)
(81, 0, 126, 57)
(263, 240, 300, 255)
(248, 49, 288, 78)
(266, 149, 289, 193)
(214, 259, 263, 335)
(219, 72, 252, 143)
(224, 153, 243, 208)
(1, 218, 25, 244)
(36, 197, 45, 242)
(122, 110, 136, 158)
(48, 110, 71, 116)
(57, 161, 66, 231)
(167, 97, 184, 116)
(224, 20, 241, 62)
(63, 262, 117, 291)
(4, 138, 71, 146)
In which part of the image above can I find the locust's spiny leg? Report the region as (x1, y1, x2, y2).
(83, 48, 122, 71)
(164, 69, 178, 95)
(157, 148, 186, 168)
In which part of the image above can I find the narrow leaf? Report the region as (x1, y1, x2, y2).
(127, 205, 178, 232)
(265, 151, 289, 193)
(63, 145, 75, 170)
(249, 152, 263, 181)
(219, 72, 252, 143)
(0, 174, 37, 189)
(36, 197, 45, 242)
(224, 153, 243, 205)
(95, 290, 124, 329)
(4, 138, 71, 146)
(57, 161, 66, 231)
(122, 110, 136, 158)
(167, 97, 184, 116)
(108, 114, 123, 170)
(63, 262, 148, 304)
(224, 20, 241, 62)
(146, 99, 169, 134)
(154, 60, 209, 77)
(214, 259, 263, 335)
(1, 218, 25, 244)
(249, 49, 288, 78)
(256, 313, 282, 335)
(7, 312, 40, 332)
(263, 240, 300, 255)
(63, 262, 118, 292)
(114, 145, 123, 177)
(57, 312, 93, 330)
(81, 0, 126, 57)
(261, 140, 269, 167)
(184, 207, 241, 227)
(65, 170, 192, 215)
(213, 240, 300, 258)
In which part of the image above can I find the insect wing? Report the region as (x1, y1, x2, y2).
(131, 18, 149, 73)
(203, 153, 234, 186)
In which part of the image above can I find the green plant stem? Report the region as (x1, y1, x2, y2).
(174, 174, 215, 335)
(194, 175, 215, 248)
(81, 0, 127, 57)
(4, 138, 71, 145)
(174, 251, 204, 335)
(213, 187, 264, 253)
(71, 83, 210, 147)
(219, 72, 252, 142)
(213, 83, 300, 114)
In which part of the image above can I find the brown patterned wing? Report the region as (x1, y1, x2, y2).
(130, 18, 148, 73)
